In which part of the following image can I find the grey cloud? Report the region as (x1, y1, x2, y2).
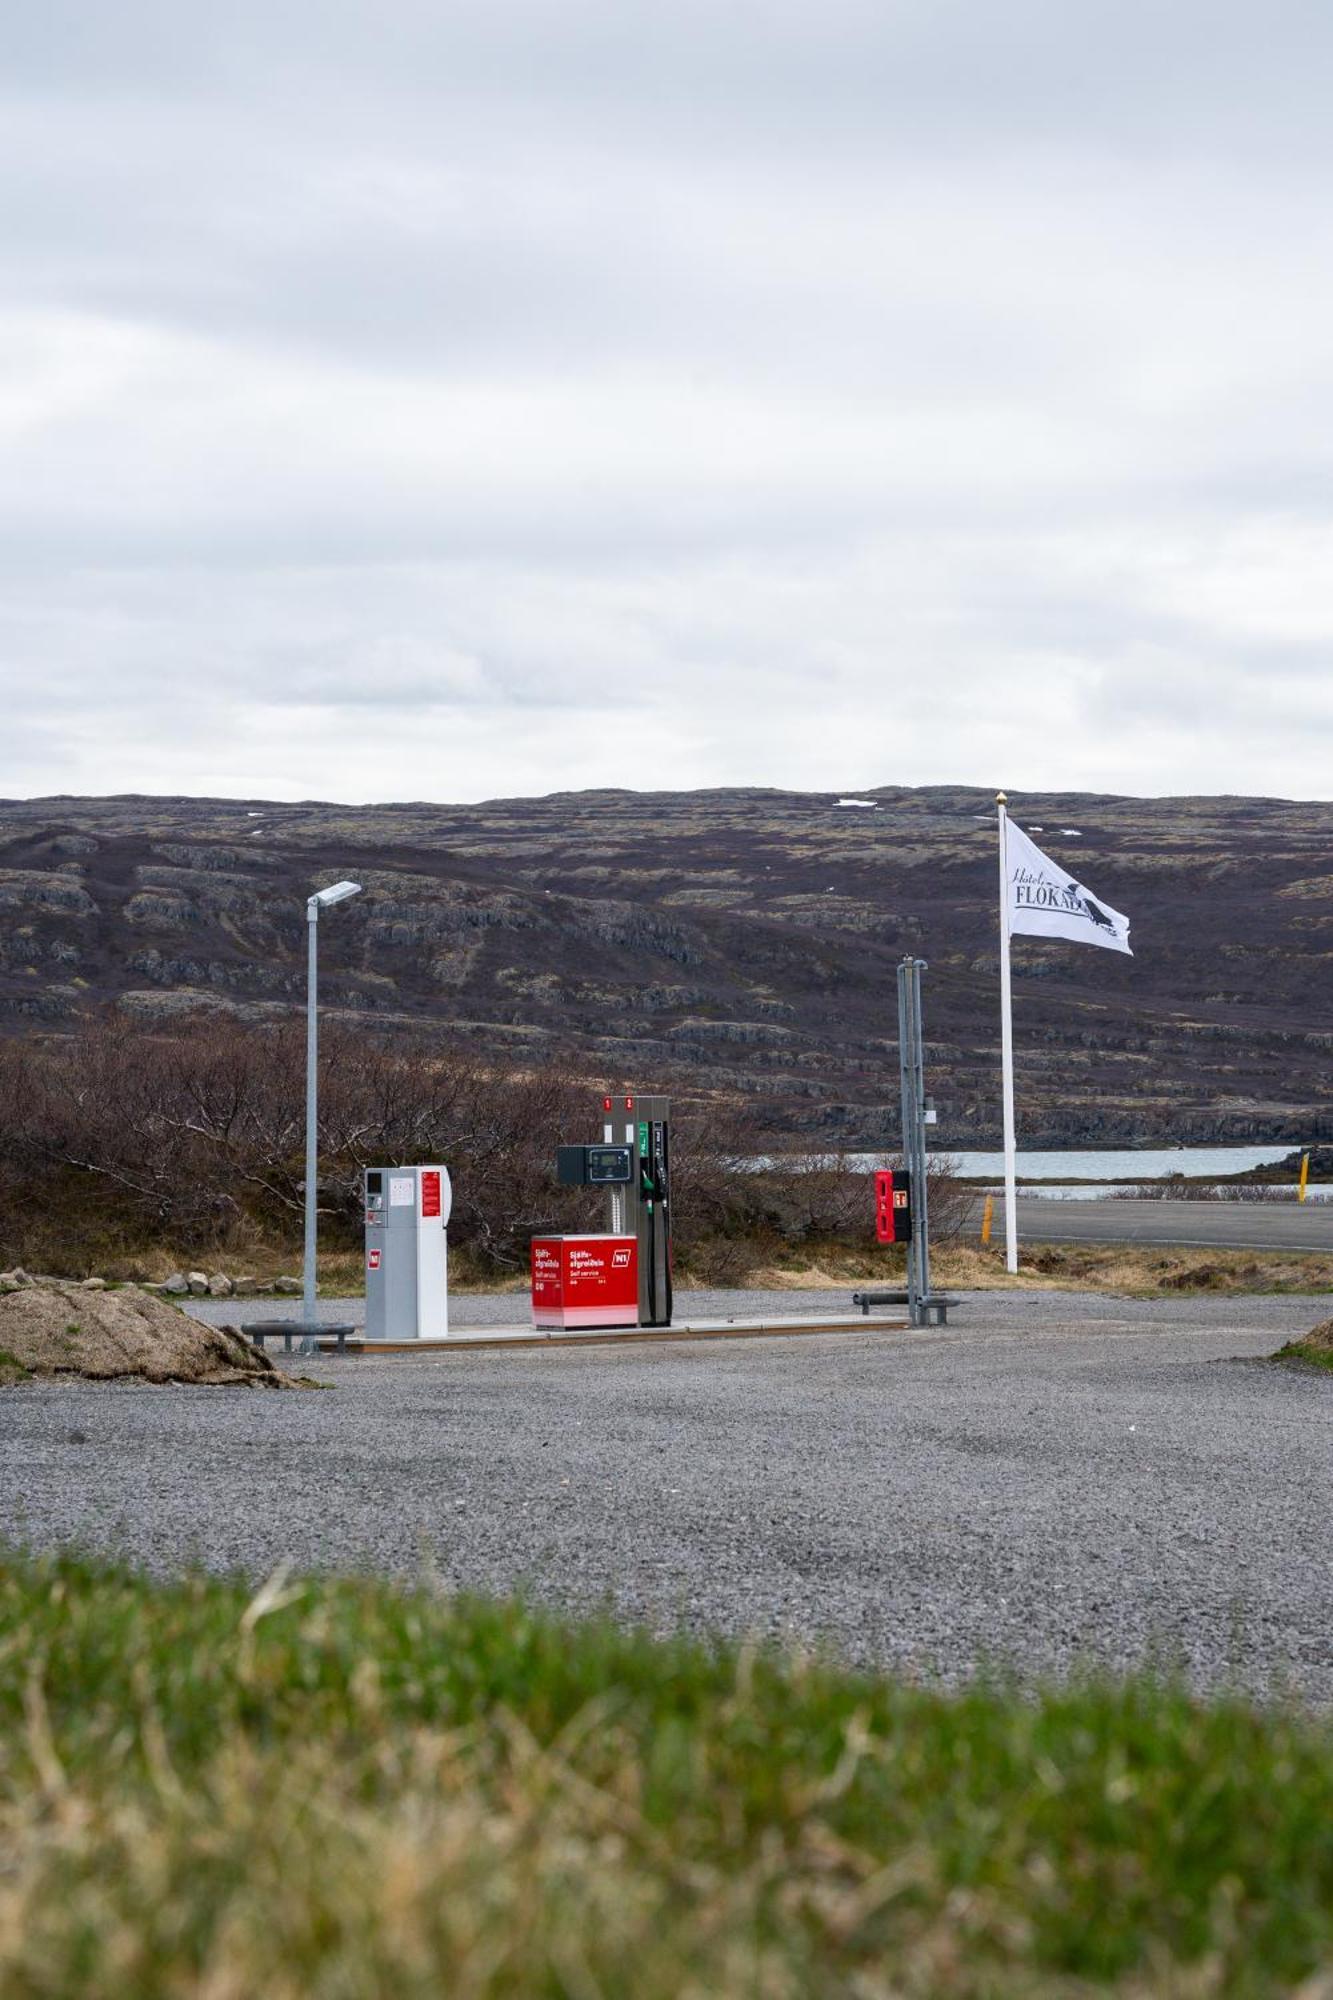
(12, 1, 1333, 157)
(2, 2, 1333, 804)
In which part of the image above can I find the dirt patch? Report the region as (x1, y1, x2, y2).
(1293, 1318, 1333, 1353)
(1157, 1261, 1230, 1291)
(0, 1283, 301, 1387)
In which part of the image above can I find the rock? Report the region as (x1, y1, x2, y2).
(187, 1271, 210, 1296)
(9, 1268, 32, 1287)
(207, 1274, 233, 1298)
(273, 1276, 302, 1296)
(141, 1282, 166, 1294)
(1276, 1145, 1333, 1179)
(81, 1277, 108, 1291)
(162, 1272, 189, 1296)
(0, 1276, 19, 1295)
(233, 1276, 259, 1297)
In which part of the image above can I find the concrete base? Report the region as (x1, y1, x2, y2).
(320, 1312, 908, 1355)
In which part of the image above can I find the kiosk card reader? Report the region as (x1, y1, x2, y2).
(364, 1164, 451, 1341)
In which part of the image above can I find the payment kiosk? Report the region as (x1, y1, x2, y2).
(364, 1164, 451, 1341)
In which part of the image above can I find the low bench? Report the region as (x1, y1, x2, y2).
(851, 1290, 959, 1326)
(240, 1319, 357, 1356)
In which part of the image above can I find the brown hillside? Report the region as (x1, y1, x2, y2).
(1, 783, 1330, 1147)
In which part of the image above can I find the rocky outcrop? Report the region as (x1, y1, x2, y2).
(3, 784, 1333, 1144)
(0, 871, 97, 916)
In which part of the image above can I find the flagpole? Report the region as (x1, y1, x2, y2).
(997, 791, 1019, 1274)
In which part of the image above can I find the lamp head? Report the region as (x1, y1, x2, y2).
(309, 879, 363, 912)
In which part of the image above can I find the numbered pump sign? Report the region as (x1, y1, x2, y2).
(874, 1169, 912, 1246)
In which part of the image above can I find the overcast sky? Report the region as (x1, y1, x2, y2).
(4, 0, 1332, 804)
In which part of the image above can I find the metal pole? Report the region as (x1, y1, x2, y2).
(303, 900, 319, 1326)
(997, 793, 1019, 1274)
(896, 960, 917, 1324)
(898, 958, 932, 1326)
(910, 959, 931, 1313)
(897, 958, 934, 1326)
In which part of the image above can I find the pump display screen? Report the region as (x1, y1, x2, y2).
(366, 1171, 383, 1195)
(556, 1143, 634, 1187)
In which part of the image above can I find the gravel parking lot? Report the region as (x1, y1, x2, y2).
(6, 1288, 1332, 1699)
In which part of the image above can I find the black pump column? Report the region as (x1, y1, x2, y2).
(599, 1091, 672, 1327)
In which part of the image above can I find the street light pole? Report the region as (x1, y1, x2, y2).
(302, 880, 362, 1329)
(302, 898, 320, 1327)
(897, 956, 931, 1329)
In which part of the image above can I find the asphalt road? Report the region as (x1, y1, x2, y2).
(7, 1288, 1332, 1700)
(1004, 1196, 1333, 1253)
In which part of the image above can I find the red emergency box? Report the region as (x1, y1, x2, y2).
(531, 1234, 638, 1330)
(874, 1170, 912, 1245)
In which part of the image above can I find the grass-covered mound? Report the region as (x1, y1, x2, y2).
(1273, 1317, 1333, 1374)
(0, 1280, 294, 1386)
(1, 1554, 1331, 1995)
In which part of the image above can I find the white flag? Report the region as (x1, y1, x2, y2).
(1005, 819, 1132, 955)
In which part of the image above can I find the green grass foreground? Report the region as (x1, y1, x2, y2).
(1, 1554, 1331, 1997)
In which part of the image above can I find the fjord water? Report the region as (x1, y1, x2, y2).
(854, 1145, 1298, 1181)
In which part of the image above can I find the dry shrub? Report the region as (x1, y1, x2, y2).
(0, 1016, 968, 1281)
(0, 1014, 587, 1276)
(669, 1104, 967, 1266)
(1159, 1263, 1226, 1291)
(1027, 1246, 1102, 1280)
(681, 1234, 769, 1287)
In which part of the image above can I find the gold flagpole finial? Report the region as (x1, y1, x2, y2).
(996, 791, 1008, 806)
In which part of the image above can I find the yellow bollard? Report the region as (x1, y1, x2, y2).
(1299, 1152, 1310, 1203)
(981, 1193, 994, 1245)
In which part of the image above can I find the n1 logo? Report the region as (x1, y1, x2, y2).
(367, 1248, 382, 1270)
(874, 1170, 912, 1245)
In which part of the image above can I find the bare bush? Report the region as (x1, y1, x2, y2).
(0, 1015, 969, 1279)
(0, 1015, 587, 1273)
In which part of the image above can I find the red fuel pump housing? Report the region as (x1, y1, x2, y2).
(531, 1235, 638, 1329)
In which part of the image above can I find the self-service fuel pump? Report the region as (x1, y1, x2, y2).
(533, 1093, 673, 1331)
